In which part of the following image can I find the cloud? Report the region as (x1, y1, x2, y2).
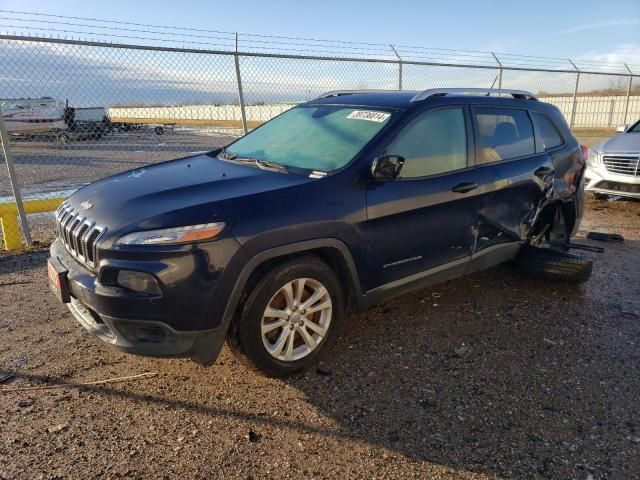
(1, 37, 636, 107)
(0, 39, 402, 105)
(576, 43, 640, 72)
(555, 19, 640, 35)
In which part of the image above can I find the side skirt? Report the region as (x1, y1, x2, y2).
(363, 256, 468, 309)
(362, 242, 522, 309)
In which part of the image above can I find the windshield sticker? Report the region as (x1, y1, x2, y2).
(346, 110, 390, 122)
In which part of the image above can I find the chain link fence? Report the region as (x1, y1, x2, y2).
(1, 30, 639, 250)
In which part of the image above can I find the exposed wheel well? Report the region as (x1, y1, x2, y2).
(531, 201, 573, 249)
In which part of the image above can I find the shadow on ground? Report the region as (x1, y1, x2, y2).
(1, 207, 638, 479)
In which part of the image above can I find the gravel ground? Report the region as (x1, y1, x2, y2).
(0, 198, 639, 479)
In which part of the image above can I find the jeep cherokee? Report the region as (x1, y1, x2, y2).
(48, 88, 586, 377)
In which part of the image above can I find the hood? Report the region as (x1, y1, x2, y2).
(65, 152, 313, 236)
(593, 133, 640, 154)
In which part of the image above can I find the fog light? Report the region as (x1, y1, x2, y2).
(116, 270, 162, 295)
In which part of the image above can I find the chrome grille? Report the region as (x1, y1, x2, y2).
(55, 203, 106, 268)
(602, 155, 640, 176)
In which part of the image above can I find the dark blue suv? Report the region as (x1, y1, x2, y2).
(48, 88, 586, 377)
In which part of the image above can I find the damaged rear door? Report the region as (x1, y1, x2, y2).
(468, 106, 555, 269)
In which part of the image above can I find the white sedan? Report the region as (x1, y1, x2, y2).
(585, 119, 640, 199)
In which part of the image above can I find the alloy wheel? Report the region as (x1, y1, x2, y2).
(260, 277, 332, 362)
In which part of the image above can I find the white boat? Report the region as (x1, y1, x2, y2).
(1, 98, 68, 135)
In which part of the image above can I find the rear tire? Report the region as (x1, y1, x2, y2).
(516, 246, 593, 283)
(227, 256, 344, 377)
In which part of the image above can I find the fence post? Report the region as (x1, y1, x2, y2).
(491, 52, 503, 90)
(0, 107, 32, 248)
(234, 33, 248, 135)
(623, 63, 633, 126)
(568, 59, 580, 128)
(607, 99, 615, 128)
(390, 45, 402, 90)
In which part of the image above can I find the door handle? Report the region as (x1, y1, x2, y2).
(534, 166, 554, 177)
(452, 181, 478, 193)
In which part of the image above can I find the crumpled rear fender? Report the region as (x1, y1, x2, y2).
(527, 151, 585, 241)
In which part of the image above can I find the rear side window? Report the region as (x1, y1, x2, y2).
(532, 112, 564, 150)
(385, 107, 467, 178)
(474, 108, 535, 163)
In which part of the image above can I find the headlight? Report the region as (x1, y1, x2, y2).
(116, 222, 225, 246)
(586, 149, 600, 167)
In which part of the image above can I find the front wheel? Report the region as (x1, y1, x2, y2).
(227, 256, 344, 377)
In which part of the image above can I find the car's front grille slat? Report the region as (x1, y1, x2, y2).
(603, 156, 640, 176)
(55, 203, 106, 268)
(76, 223, 90, 258)
(66, 217, 81, 246)
(85, 228, 103, 263)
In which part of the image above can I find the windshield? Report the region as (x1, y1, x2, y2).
(630, 121, 640, 133)
(224, 105, 393, 171)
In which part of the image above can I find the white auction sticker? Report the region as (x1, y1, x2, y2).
(346, 110, 391, 122)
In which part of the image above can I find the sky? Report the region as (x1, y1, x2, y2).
(2, 0, 639, 62)
(0, 1, 639, 106)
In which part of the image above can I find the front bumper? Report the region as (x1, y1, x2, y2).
(585, 163, 640, 198)
(49, 238, 236, 365)
(67, 296, 225, 364)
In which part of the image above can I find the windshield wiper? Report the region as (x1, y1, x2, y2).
(223, 154, 288, 173)
(218, 148, 288, 172)
(254, 159, 288, 172)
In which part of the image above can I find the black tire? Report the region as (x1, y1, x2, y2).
(517, 246, 593, 283)
(227, 256, 344, 377)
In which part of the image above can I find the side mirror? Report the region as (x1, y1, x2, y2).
(616, 124, 629, 133)
(371, 155, 405, 180)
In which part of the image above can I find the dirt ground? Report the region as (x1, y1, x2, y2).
(1, 198, 639, 480)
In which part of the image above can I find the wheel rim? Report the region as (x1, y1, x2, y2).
(261, 277, 332, 362)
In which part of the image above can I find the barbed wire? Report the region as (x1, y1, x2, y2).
(0, 9, 637, 74)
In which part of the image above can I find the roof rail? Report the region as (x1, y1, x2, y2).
(317, 89, 398, 99)
(411, 88, 538, 102)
